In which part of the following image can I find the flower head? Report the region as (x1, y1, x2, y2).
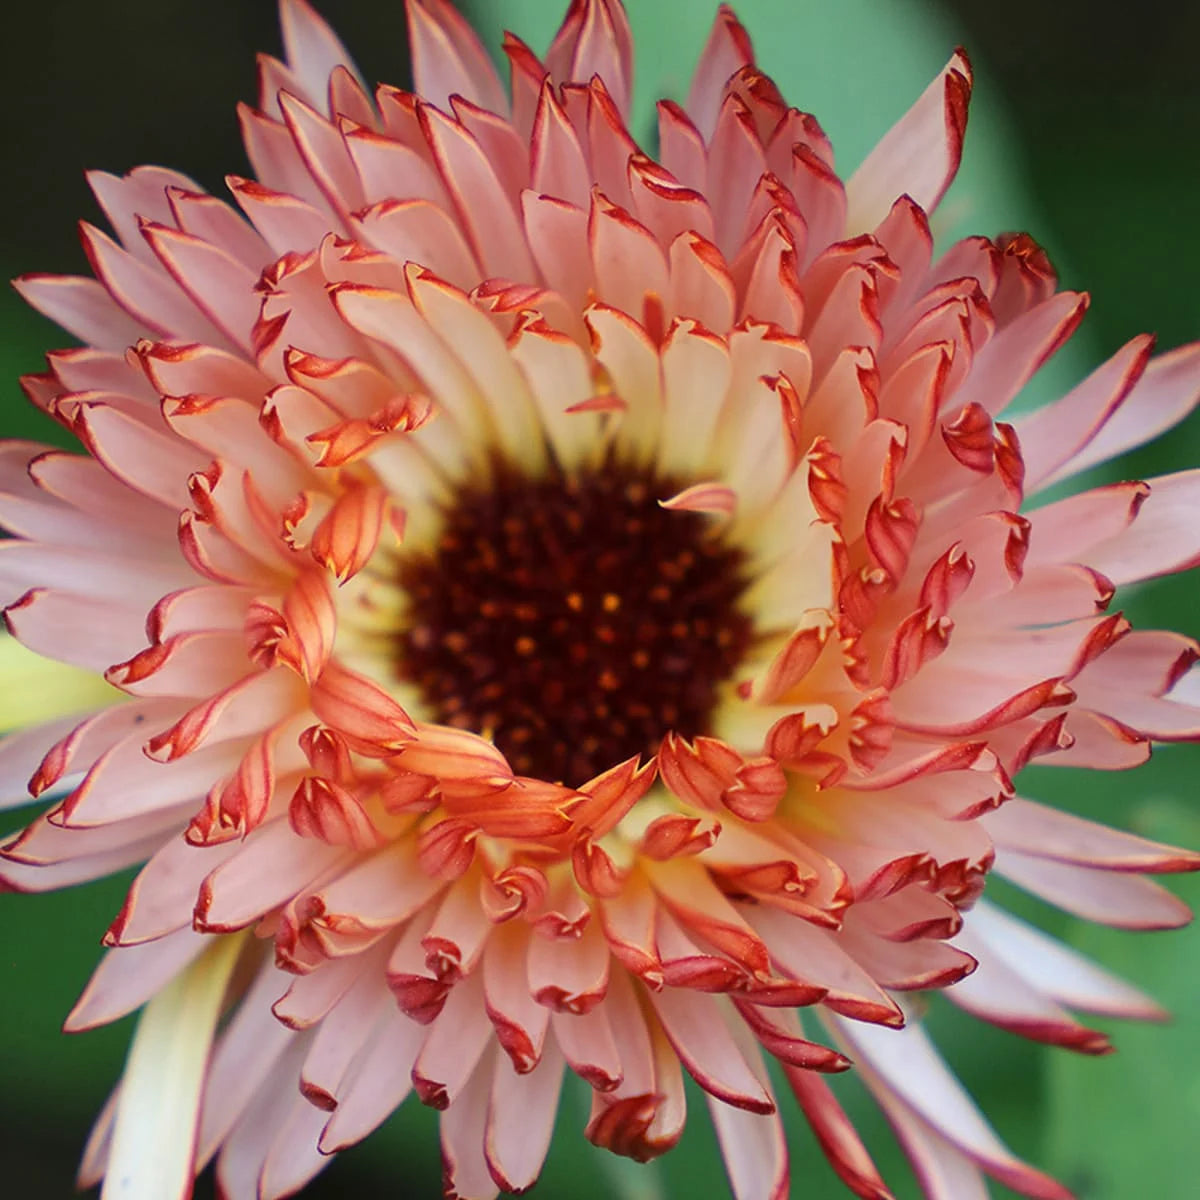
(3, 1, 1200, 1197)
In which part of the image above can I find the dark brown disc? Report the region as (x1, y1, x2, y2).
(396, 459, 754, 786)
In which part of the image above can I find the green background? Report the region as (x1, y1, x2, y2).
(1, 1, 1197, 1196)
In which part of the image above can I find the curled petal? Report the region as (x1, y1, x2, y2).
(289, 776, 381, 850)
(309, 661, 415, 753)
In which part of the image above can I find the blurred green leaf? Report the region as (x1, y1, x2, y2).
(1044, 800, 1200, 1200)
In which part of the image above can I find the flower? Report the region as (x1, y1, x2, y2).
(2, 0, 1199, 1197)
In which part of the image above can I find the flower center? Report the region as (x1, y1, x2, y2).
(396, 459, 754, 785)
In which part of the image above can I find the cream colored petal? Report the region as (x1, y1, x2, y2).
(102, 932, 244, 1200)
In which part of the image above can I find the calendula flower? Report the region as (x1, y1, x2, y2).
(3, 1, 1199, 1197)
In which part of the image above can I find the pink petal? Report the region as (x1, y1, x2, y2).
(749, 904, 902, 1026)
(984, 796, 1200, 873)
(527, 913, 610, 1015)
(833, 1016, 1074, 1200)
(407, 0, 508, 116)
(213, 1038, 310, 1198)
(1084, 469, 1200, 586)
(256, 1091, 329, 1200)
(0, 711, 99, 808)
(440, 1054, 501, 1200)
(648, 988, 773, 1113)
(484, 1038, 565, 1191)
(1016, 333, 1153, 491)
(877, 1101, 991, 1200)
(949, 921, 1111, 1053)
(687, 5, 755, 142)
(272, 951, 365, 1030)
(950, 290, 1089, 419)
(995, 849, 1191, 929)
(1048, 338, 1200, 484)
(280, 0, 364, 106)
(846, 50, 972, 232)
(278, 91, 366, 217)
(13, 274, 145, 349)
(300, 967, 391, 1108)
(195, 817, 351, 933)
(707, 1094, 790, 1200)
(64, 926, 211, 1031)
(786, 1065, 894, 1200)
(547, 0, 634, 119)
(139, 221, 260, 353)
(319, 1004, 425, 1151)
(971, 901, 1166, 1020)
(80, 222, 231, 346)
(418, 102, 537, 281)
(550, 1005, 623, 1091)
(106, 832, 240, 946)
(411, 970, 494, 1109)
(0, 828, 165, 893)
(167, 182, 270, 264)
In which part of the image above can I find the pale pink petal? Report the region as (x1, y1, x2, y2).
(550, 1006, 623, 1092)
(300, 968, 391, 1108)
(877, 1101, 991, 1200)
(13, 274, 145, 349)
(547, 0, 634, 120)
(707, 1098, 789, 1200)
(648, 988, 773, 1113)
(0, 712, 96, 808)
(80, 223, 233, 347)
(1015, 334, 1153, 491)
(281, 0, 364, 106)
(440, 1056, 501, 1200)
(984, 796, 1200, 873)
(64, 926, 211, 1031)
(749, 905, 902, 1026)
(687, 5, 755, 142)
(256, 1091, 330, 1200)
(833, 1017, 1074, 1200)
(278, 91, 367, 217)
(407, 0, 508, 116)
(195, 817, 351, 932)
(106, 833, 241, 945)
(1048, 339, 1200, 483)
(139, 222, 261, 354)
(1083, 469, 1200, 585)
(0, 830, 165, 893)
(846, 51, 972, 233)
(484, 1039, 565, 1191)
(995, 848, 1191, 929)
(319, 1005, 425, 1152)
(949, 921, 1111, 1053)
(949, 290, 1089, 418)
(970, 901, 1166, 1020)
(167, 183, 270, 265)
(213, 1039, 311, 1199)
(197, 964, 300, 1167)
(4, 588, 157, 673)
(411, 971, 494, 1109)
(419, 103, 538, 281)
